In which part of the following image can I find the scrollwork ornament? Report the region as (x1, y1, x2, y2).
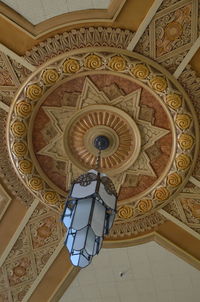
(12, 142, 27, 157)
(108, 56, 126, 71)
(101, 176, 117, 196)
(84, 54, 102, 69)
(165, 94, 182, 109)
(19, 160, 33, 174)
(63, 59, 80, 73)
(26, 84, 43, 100)
(44, 191, 59, 204)
(178, 134, 194, 150)
(150, 76, 167, 92)
(175, 114, 191, 130)
(11, 121, 26, 137)
(137, 199, 153, 213)
(167, 172, 182, 187)
(131, 64, 149, 79)
(154, 187, 170, 201)
(176, 154, 190, 170)
(15, 101, 32, 117)
(75, 172, 97, 186)
(29, 177, 43, 191)
(42, 69, 59, 85)
(118, 205, 134, 219)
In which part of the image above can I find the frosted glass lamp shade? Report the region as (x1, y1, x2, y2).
(62, 170, 117, 268)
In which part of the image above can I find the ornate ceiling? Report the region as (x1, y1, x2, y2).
(0, 0, 200, 301)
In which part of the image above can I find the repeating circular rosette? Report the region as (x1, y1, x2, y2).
(7, 49, 198, 215)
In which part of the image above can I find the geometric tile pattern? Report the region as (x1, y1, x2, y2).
(135, 0, 199, 73)
(0, 202, 63, 302)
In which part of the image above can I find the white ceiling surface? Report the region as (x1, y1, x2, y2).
(60, 241, 200, 302)
(2, 0, 111, 25)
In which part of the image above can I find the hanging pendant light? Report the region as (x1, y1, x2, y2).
(61, 136, 117, 268)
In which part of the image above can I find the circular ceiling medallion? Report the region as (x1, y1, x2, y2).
(63, 104, 141, 175)
(7, 48, 199, 220)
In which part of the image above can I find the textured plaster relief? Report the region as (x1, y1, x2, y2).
(135, 0, 198, 72)
(0, 202, 63, 302)
(33, 75, 171, 203)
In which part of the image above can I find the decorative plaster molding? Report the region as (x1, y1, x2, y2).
(0, 0, 127, 38)
(127, 0, 164, 51)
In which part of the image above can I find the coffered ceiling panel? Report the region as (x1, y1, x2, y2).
(1, 0, 111, 24)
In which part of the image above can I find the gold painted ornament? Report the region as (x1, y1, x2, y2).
(42, 69, 59, 85)
(175, 114, 191, 130)
(154, 187, 170, 201)
(63, 58, 80, 73)
(44, 191, 59, 204)
(165, 94, 182, 110)
(19, 160, 33, 174)
(150, 76, 167, 92)
(131, 64, 149, 79)
(29, 177, 43, 191)
(108, 56, 126, 71)
(11, 121, 26, 138)
(26, 84, 43, 100)
(12, 142, 27, 157)
(15, 101, 32, 118)
(175, 154, 190, 170)
(84, 54, 102, 69)
(178, 134, 194, 150)
(118, 205, 134, 219)
(167, 172, 182, 187)
(137, 199, 153, 213)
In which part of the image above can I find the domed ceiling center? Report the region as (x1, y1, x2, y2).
(7, 49, 198, 220)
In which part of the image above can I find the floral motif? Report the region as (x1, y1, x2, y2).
(178, 134, 194, 150)
(63, 58, 80, 73)
(42, 69, 59, 85)
(29, 177, 43, 191)
(108, 56, 126, 71)
(164, 22, 183, 41)
(13, 265, 26, 277)
(131, 64, 149, 79)
(156, 4, 192, 57)
(11, 121, 26, 137)
(7, 257, 33, 286)
(37, 225, 52, 239)
(15, 101, 32, 117)
(154, 187, 170, 201)
(176, 154, 190, 170)
(12, 142, 27, 157)
(137, 199, 153, 213)
(44, 191, 59, 204)
(167, 172, 182, 187)
(181, 198, 200, 219)
(150, 77, 167, 92)
(165, 94, 182, 109)
(84, 54, 102, 69)
(26, 84, 43, 100)
(19, 160, 33, 174)
(118, 205, 134, 219)
(30, 216, 58, 249)
(175, 114, 191, 130)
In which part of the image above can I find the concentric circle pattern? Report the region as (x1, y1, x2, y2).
(7, 49, 198, 220)
(64, 105, 141, 174)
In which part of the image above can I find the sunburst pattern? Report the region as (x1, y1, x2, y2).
(38, 77, 170, 192)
